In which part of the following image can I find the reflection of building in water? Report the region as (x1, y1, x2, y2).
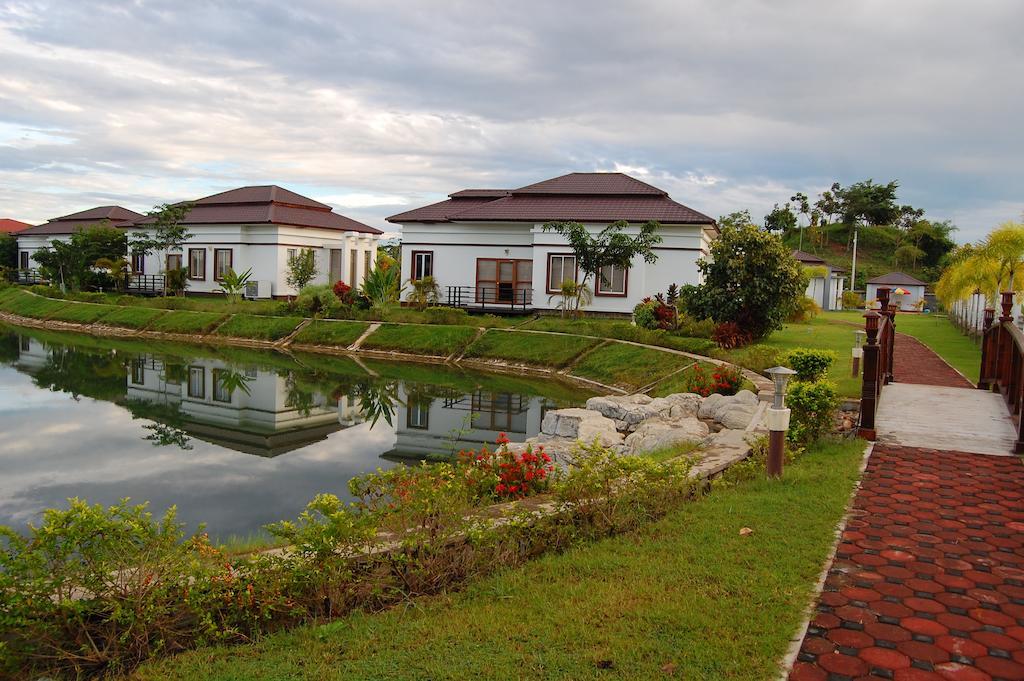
(14, 335, 49, 370)
(125, 356, 363, 457)
(386, 384, 552, 461)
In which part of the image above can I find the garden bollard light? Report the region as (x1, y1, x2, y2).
(851, 329, 865, 377)
(765, 366, 797, 479)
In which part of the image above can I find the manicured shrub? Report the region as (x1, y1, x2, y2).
(712, 321, 752, 349)
(290, 284, 345, 318)
(786, 379, 840, 444)
(783, 347, 837, 382)
(841, 290, 863, 310)
(679, 363, 743, 397)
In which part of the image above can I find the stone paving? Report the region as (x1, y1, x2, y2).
(892, 332, 974, 389)
(788, 444, 1024, 681)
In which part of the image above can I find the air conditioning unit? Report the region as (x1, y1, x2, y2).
(243, 280, 273, 299)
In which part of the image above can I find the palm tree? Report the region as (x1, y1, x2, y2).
(548, 279, 593, 318)
(981, 222, 1024, 294)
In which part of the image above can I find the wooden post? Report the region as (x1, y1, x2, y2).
(858, 311, 881, 439)
(979, 307, 995, 390)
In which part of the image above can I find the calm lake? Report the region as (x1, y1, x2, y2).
(0, 325, 588, 542)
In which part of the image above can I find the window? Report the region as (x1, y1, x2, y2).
(166, 253, 182, 272)
(364, 250, 372, 281)
(187, 366, 205, 399)
(407, 400, 430, 429)
(595, 264, 627, 296)
(214, 249, 233, 281)
(131, 358, 146, 386)
(286, 248, 297, 262)
(475, 258, 532, 304)
(546, 254, 577, 293)
(19, 251, 29, 270)
(131, 251, 145, 275)
(349, 249, 358, 286)
(411, 251, 433, 280)
(188, 248, 206, 280)
(19, 336, 30, 352)
(212, 369, 232, 403)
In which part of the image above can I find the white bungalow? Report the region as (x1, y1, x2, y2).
(866, 272, 927, 311)
(792, 250, 846, 311)
(16, 206, 145, 274)
(387, 172, 717, 314)
(130, 186, 382, 298)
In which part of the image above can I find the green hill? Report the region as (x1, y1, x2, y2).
(781, 222, 946, 289)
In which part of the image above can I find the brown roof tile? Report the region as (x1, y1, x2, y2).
(388, 172, 713, 225)
(18, 206, 145, 236)
(867, 271, 927, 286)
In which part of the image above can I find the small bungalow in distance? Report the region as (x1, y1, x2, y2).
(16, 186, 382, 298)
(792, 250, 846, 311)
(387, 172, 717, 314)
(867, 272, 927, 311)
(16, 206, 145, 270)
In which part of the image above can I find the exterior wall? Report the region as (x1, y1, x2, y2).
(397, 220, 708, 314)
(16, 234, 64, 269)
(130, 224, 379, 297)
(866, 283, 925, 311)
(805, 274, 846, 311)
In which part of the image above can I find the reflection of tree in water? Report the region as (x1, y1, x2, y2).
(350, 379, 401, 427)
(123, 398, 194, 451)
(30, 344, 128, 402)
(214, 368, 254, 398)
(284, 372, 319, 418)
(0, 332, 21, 364)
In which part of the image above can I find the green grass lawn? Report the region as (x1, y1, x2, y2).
(98, 306, 169, 330)
(213, 314, 305, 341)
(147, 310, 229, 335)
(521, 317, 716, 355)
(292, 319, 370, 347)
(45, 302, 121, 324)
(571, 342, 690, 390)
(0, 290, 70, 318)
(464, 329, 601, 368)
(134, 438, 865, 681)
(361, 323, 479, 357)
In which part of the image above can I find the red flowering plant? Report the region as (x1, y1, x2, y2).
(332, 280, 355, 304)
(682, 364, 743, 397)
(457, 432, 554, 501)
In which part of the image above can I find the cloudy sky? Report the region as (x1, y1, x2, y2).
(0, 0, 1021, 241)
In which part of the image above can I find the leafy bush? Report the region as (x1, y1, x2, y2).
(633, 299, 657, 329)
(332, 280, 355, 304)
(633, 297, 676, 330)
(676, 313, 715, 338)
(712, 321, 751, 349)
(457, 433, 553, 500)
(290, 284, 344, 318)
(787, 296, 820, 323)
(679, 363, 743, 397)
(783, 348, 837, 382)
(841, 290, 863, 310)
(787, 379, 840, 444)
(406, 275, 440, 310)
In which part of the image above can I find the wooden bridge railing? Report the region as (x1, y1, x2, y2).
(858, 287, 897, 439)
(978, 291, 1024, 452)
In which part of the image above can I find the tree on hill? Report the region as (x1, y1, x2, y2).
(764, 203, 797, 233)
(814, 183, 842, 225)
(837, 179, 900, 227)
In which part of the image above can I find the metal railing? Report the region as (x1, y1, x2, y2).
(445, 286, 533, 313)
(9, 268, 47, 285)
(979, 291, 1024, 452)
(125, 274, 166, 295)
(858, 286, 897, 439)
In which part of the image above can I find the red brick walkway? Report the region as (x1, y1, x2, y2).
(788, 444, 1024, 681)
(893, 333, 974, 389)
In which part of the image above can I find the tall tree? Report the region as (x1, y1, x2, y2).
(542, 220, 662, 301)
(286, 248, 319, 292)
(837, 179, 900, 226)
(814, 183, 842, 225)
(32, 223, 127, 291)
(129, 202, 194, 295)
(764, 203, 797, 234)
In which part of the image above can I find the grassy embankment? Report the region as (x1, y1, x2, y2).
(361, 323, 479, 357)
(134, 437, 865, 681)
(212, 314, 305, 341)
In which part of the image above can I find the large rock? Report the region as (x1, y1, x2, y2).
(585, 395, 666, 431)
(662, 393, 702, 419)
(732, 389, 759, 407)
(720, 404, 758, 430)
(698, 393, 725, 419)
(540, 408, 623, 447)
(623, 418, 710, 455)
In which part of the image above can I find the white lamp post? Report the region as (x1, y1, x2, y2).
(765, 366, 797, 478)
(852, 329, 866, 377)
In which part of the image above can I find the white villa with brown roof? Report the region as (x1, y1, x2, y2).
(18, 186, 382, 298)
(792, 250, 846, 312)
(387, 172, 717, 314)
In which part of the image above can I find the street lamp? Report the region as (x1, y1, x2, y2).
(765, 366, 797, 478)
(852, 329, 866, 377)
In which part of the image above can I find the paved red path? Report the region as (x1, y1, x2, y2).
(892, 332, 974, 389)
(788, 444, 1024, 681)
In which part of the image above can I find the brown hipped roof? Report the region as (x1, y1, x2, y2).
(0, 218, 32, 234)
(133, 185, 381, 234)
(387, 172, 714, 225)
(17, 206, 145, 236)
(867, 271, 927, 287)
(792, 249, 827, 265)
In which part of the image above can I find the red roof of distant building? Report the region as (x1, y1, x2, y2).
(0, 218, 32, 234)
(133, 185, 381, 234)
(17, 206, 146, 236)
(387, 172, 714, 225)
